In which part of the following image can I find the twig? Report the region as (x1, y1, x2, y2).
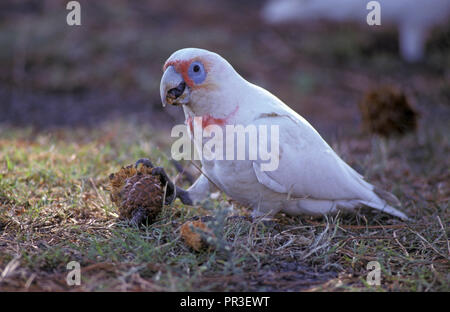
(393, 230, 410, 257)
(171, 160, 195, 184)
(408, 227, 449, 260)
(189, 160, 223, 192)
(436, 216, 450, 256)
(0, 255, 20, 282)
(89, 178, 106, 207)
(305, 220, 409, 230)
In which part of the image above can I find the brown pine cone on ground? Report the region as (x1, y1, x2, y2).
(358, 86, 418, 137)
(109, 164, 164, 226)
(180, 220, 214, 251)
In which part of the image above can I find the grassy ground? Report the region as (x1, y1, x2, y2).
(0, 0, 449, 292)
(0, 119, 448, 291)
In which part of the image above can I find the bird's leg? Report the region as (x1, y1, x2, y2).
(185, 174, 211, 204)
(174, 187, 193, 205)
(154, 167, 194, 205)
(134, 158, 193, 205)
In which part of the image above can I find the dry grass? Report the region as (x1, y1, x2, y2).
(0, 0, 448, 292)
(0, 120, 448, 292)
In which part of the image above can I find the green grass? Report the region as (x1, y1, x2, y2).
(0, 120, 448, 291)
(0, 0, 448, 292)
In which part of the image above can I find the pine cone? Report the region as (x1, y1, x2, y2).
(180, 220, 214, 251)
(359, 86, 418, 137)
(109, 164, 164, 225)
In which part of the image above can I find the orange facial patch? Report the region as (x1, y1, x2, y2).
(163, 59, 194, 87)
(163, 58, 212, 89)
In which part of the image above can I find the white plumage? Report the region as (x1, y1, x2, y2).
(160, 48, 408, 220)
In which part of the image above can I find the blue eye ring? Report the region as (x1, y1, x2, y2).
(188, 61, 207, 84)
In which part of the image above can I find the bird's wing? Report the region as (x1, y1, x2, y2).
(252, 113, 376, 201)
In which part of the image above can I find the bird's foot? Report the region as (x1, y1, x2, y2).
(135, 158, 154, 169)
(175, 187, 193, 205)
(134, 158, 193, 205)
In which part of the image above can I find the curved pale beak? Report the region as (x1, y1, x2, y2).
(160, 66, 190, 107)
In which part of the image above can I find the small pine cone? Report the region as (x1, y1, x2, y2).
(119, 174, 164, 221)
(359, 86, 418, 137)
(180, 220, 214, 251)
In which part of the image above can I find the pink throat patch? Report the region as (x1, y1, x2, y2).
(186, 106, 239, 133)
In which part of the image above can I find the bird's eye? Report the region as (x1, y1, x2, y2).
(188, 61, 206, 84)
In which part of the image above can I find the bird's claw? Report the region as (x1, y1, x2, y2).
(152, 167, 194, 205)
(148, 166, 175, 204)
(176, 188, 193, 205)
(135, 158, 154, 169)
(135, 160, 193, 206)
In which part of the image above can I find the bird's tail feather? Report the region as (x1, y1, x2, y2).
(360, 199, 409, 221)
(374, 187, 402, 207)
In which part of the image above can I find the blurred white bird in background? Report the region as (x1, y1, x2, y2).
(158, 48, 409, 220)
(261, 0, 450, 62)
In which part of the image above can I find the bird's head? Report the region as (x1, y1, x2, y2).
(160, 48, 240, 113)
